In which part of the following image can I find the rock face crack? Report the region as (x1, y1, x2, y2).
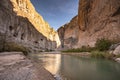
(112, 7, 120, 17)
(78, 0, 93, 31)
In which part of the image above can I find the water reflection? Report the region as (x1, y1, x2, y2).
(37, 54, 120, 80)
(38, 54, 61, 75)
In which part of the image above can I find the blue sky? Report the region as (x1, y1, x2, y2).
(30, 0, 79, 30)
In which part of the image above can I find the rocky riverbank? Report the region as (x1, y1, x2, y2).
(0, 52, 55, 80)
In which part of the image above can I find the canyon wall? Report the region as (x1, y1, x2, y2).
(58, 16, 79, 49)
(0, 0, 60, 52)
(58, 0, 120, 49)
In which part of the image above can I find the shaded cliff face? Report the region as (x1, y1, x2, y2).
(11, 0, 59, 41)
(58, 16, 79, 49)
(58, 0, 120, 49)
(0, 0, 60, 52)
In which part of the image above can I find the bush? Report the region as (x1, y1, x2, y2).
(62, 46, 96, 53)
(95, 39, 112, 51)
(91, 51, 105, 58)
(91, 51, 114, 59)
(116, 54, 120, 58)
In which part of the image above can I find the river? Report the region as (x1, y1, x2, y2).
(33, 53, 120, 80)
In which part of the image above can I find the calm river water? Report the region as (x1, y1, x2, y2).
(34, 53, 120, 80)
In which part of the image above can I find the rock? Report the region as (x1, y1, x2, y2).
(115, 58, 120, 63)
(0, 0, 60, 52)
(113, 45, 120, 55)
(78, 0, 92, 31)
(0, 52, 55, 80)
(58, 0, 120, 49)
(57, 16, 79, 49)
(109, 43, 120, 50)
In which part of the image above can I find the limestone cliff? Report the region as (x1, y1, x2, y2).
(58, 16, 79, 49)
(0, 0, 60, 52)
(58, 0, 120, 49)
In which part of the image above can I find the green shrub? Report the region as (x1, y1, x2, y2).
(91, 51, 114, 59)
(91, 51, 105, 58)
(62, 46, 96, 53)
(116, 54, 120, 58)
(95, 39, 112, 51)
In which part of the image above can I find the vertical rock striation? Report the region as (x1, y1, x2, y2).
(78, 0, 93, 31)
(0, 0, 60, 52)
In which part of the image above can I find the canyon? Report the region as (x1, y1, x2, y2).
(0, 0, 120, 80)
(58, 0, 120, 49)
(0, 0, 60, 52)
(0, 0, 119, 51)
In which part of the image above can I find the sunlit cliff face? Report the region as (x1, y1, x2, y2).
(10, 0, 61, 48)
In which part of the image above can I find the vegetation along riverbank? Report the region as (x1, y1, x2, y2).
(62, 39, 120, 62)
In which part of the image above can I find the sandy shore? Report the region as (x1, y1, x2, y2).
(0, 52, 55, 80)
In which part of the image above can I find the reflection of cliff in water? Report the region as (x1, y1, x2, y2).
(39, 54, 61, 75)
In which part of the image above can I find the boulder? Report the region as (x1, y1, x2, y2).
(115, 58, 120, 63)
(109, 43, 120, 50)
(113, 45, 120, 55)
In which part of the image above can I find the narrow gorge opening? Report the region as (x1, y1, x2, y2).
(30, 0, 79, 49)
(30, 0, 79, 31)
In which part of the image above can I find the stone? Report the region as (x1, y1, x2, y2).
(0, 0, 60, 52)
(0, 52, 55, 80)
(115, 58, 120, 63)
(58, 0, 120, 49)
(109, 43, 120, 50)
(57, 16, 79, 49)
(113, 45, 120, 55)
